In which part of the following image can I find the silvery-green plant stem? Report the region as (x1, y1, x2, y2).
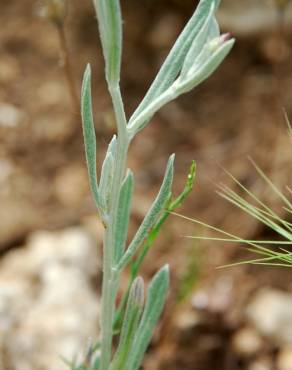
(80, 2, 234, 369)
(128, 87, 178, 136)
(100, 85, 129, 370)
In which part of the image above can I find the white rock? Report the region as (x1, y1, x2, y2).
(232, 327, 263, 357)
(246, 289, 292, 345)
(0, 227, 100, 370)
(248, 357, 273, 370)
(0, 103, 26, 128)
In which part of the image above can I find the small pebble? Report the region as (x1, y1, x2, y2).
(232, 327, 263, 357)
(246, 289, 292, 345)
(248, 356, 272, 370)
(0, 103, 25, 128)
(277, 346, 292, 370)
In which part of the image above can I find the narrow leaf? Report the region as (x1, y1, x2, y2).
(99, 151, 114, 212)
(117, 155, 175, 270)
(123, 265, 170, 370)
(209, 17, 220, 39)
(93, 0, 122, 84)
(129, 0, 220, 125)
(113, 161, 196, 333)
(114, 170, 134, 264)
(180, 3, 216, 77)
(108, 134, 117, 158)
(177, 38, 235, 94)
(92, 354, 100, 370)
(110, 277, 144, 370)
(98, 136, 116, 213)
(81, 64, 102, 211)
(132, 160, 196, 278)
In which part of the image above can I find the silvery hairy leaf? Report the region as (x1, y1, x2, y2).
(114, 170, 134, 264)
(123, 265, 170, 370)
(99, 135, 116, 212)
(93, 0, 122, 85)
(99, 151, 114, 213)
(129, 0, 220, 127)
(180, 3, 217, 77)
(176, 37, 235, 94)
(80, 1, 234, 369)
(116, 155, 175, 270)
(128, 36, 234, 137)
(108, 134, 117, 158)
(110, 277, 144, 370)
(209, 17, 220, 38)
(81, 64, 103, 213)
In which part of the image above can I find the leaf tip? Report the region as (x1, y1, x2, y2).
(83, 63, 92, 84)
(85, 62, 91, 74)
(167, 154, 176, 173)
(132, 276, 145, 307)
(161, 263, 170, 277)
(82, 63, 92, 101)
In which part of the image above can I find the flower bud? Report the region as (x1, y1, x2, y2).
(209, 33, 231, 52)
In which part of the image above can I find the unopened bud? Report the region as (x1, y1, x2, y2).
(209, 33, 231, 52)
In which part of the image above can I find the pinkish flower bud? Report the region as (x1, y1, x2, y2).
(209, 33, 232, 52)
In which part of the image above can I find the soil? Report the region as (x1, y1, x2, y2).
(1, 1, 292, 370)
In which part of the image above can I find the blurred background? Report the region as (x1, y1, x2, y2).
(1, 0, 292, 369)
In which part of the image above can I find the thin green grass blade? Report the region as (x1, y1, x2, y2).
(172, 212, 278, 257)
(219, 165, 292, 234)
(218, 182, 292, 233)
(283, 109, 292, 139)
(185, 236, 292, 244)
(218, 187, 292, 240)
(219, 167, 282, 218)
(218, 181, 292, 235)
(249, 157, 292, 210)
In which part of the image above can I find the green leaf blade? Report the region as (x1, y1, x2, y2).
(110, 277, 144, 370)
(81, 64, 102, 212)
(99, 151, 114, 212)
(117, 155, 175, 270)
(123, 265, 170, 370)
(114, 170, 135, 264)
(180, 3, 216, 77)
(93, 0, 122, 85)
(129, 0, 220, 125)
(177, 38, 235, 95)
